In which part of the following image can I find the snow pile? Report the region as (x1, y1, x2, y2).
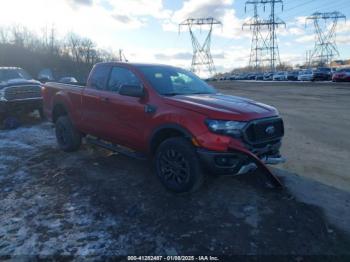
(0, 122, 56, 176)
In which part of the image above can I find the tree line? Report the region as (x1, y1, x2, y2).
(0, 25, 120, 81)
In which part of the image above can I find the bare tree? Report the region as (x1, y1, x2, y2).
(0, 27, 10, 44)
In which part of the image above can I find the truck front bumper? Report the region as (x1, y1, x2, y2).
(0, 98, 43, 114)
(197, 148, 285, 188)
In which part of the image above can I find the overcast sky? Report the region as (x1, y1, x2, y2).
(0, 0, 349, 75)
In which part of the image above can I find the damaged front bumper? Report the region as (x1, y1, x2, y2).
(197, 147, 285, 188)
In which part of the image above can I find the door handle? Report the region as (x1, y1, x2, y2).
(145, 104, 157, 114)
(99, 96, 110, 102)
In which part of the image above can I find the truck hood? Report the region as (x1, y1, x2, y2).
(0, 79, 40, 89)
(164, 93, 278, 121)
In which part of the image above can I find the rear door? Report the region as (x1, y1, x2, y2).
(80, 64, 112, 138)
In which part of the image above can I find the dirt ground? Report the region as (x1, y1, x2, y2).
(1, 81, 350, 258)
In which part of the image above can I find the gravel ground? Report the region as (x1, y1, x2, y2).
(1, 81, 350, 258)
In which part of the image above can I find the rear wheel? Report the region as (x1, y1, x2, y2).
(55, 116, 81, 152)
(155, 137, 204, 193)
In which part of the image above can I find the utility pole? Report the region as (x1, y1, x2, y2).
(179, 17, 222, 77)
(306, 11, 346, 66)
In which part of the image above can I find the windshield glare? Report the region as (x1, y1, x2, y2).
(0, 69, 32, 82)
(138, 66, 216, 96)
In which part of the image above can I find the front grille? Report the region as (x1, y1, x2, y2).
(244, 117, 284, 145)
(4, 85, 41, 101)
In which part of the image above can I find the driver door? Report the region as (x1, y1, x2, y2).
(102, 66, 150, 150)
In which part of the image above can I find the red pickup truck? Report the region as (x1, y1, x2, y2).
(42, 62, 285, 192)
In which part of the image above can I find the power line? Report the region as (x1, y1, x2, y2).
(282, 0, 318, 14)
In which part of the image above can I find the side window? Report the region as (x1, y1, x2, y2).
(89, 65, 110, 90)
(171, 73, 193, 85)
(107, 67, 141, 92)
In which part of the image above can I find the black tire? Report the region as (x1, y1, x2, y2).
(38, 108, 46, 120)
(0, 112, 5, 129)
(55, 116, 81, 152)
(155, 137, 204, 193)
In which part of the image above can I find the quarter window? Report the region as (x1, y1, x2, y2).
(89, 65, 110, 90)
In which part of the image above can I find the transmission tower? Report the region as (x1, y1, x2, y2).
(243, 1, 270, 71)
(179, 17, 222, 76)
(118, 49, 128, 62)
(264, 0, 285, 71)
(243, 0, 285, 72)
(306, 12, 346, 66)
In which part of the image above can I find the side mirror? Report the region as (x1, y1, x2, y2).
(119, 84, 144, 98)
(38, 76, 50, 83)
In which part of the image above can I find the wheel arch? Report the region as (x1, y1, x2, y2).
(52, 103, 69, 123)
(149, 124, 194, 155)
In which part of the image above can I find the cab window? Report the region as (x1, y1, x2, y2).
(107, 67, 141, 92)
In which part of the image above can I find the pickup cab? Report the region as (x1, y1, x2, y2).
(42, 62, 285, 192)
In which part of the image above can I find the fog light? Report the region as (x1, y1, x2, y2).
(215, 156, 239, 167)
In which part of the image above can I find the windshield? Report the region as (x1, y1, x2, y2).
(318, 68, 331, 72)
(137, 65, 216, 96)
(301, 70, 312, 74)
(337, 68, 350, 73)
(0, 68, 32, 82)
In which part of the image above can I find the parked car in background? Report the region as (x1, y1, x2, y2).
(287, 71, 299, 81)
(247, 73, 256, 80)
(298, 69, 314, 81)
(37, 68, 55, 83)
(313, 67, 332, 81)
(58, 77, 78, 84)
(332, 68, 350, 82)
(238, 73, 249, 80)
(0, 67, 43, 124)
(263, 73, 273, 81)
(42, 62, 285, 192)
(205, 77, 217, 82)
(273, 71, 287, 81)
(229, 75, 237, 80)
(255, 73, 264, 80)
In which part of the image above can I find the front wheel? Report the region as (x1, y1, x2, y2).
(55, 116, 81, 152)
(155, 137, 204, 193)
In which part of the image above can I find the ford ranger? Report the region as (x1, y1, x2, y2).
(42, 62, 285, 192)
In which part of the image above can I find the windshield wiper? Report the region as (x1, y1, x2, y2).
(162, 93, 181, 96)
(163, 92, 213, 96)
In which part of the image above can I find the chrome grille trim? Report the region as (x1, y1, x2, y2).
(3, 85, 41, 101)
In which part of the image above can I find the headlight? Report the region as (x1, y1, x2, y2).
(205, 119, 247, 137)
